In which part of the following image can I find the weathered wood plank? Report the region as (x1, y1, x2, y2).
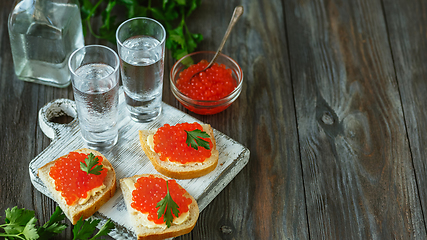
(0, 3, 113, 237)
(173, 0, 308, 239)
(0, 0, 307, 237)
(285, 0, 426, 238)
(382, 0, 427, 233)
(0, 1, 77, 239)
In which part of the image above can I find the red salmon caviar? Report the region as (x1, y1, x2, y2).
(131, 175, 192, 224)
(176, 60, 236, 100)
(153, 122, 212, 164)
(49, 152, 107, 205)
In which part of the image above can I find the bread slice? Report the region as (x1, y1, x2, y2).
(38, 148, 116, 225)
(139, 123, 219, 179)
(120, 174, 199, 240)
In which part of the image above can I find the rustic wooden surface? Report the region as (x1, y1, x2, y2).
(1, 0, 427, 239)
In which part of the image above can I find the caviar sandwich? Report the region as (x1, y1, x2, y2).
(139, 122, 219, 179)
(38, 148, 116, 225)
(120, 174, 199, 240)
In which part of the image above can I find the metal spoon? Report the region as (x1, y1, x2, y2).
(189, 6, 244, 82)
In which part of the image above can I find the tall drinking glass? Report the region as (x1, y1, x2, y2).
(116, 17, 166, 122)
(68, 45, 120, 149)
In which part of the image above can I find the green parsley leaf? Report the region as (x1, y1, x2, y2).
(169, 24, 186, 49)
(1, 207, 39, 239)
(80, 153, 103, 175)
(37, 206, 67, 239)
(72, 217, 115, 240)
(118, 0, 134, 5)
(1, 206, 114, 240)
(185, 129, 211, 150)
(90, 220, 114, 240)
(22, 217, 39, 240)
(125, 2, 148, 19)
(3, 206, 36, 235)
(156, 180, 180, 228)
(99, 0, 119, 43)
(79, 0, 95, 20)
(72, 217, 99, 240)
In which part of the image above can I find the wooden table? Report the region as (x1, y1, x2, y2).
(2, 0, 427, 239)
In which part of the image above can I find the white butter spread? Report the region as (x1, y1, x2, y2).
(123, 178, 190, 229)
(78, 164, 109, 205)
(147, 135, 203, 166)
(147, 134, 155, 152)
(78, 184, 106, 205)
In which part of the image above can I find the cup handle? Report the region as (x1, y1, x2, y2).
(38, 99, 78, 140)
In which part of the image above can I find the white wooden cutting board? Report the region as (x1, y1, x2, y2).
(29, 88, 250, 239)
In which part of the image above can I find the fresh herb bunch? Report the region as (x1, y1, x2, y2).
(0, 206, 66, 240)
(78, 0, 204, 60)
(0, 206, 114, 240)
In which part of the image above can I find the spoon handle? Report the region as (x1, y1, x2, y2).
(207, 6, 244, 68)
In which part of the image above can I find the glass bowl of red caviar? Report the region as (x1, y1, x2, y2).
(170, 51, 243, 115)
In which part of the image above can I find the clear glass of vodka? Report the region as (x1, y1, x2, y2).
(116, 17, 166, 122)
(68, 45, 120, 149)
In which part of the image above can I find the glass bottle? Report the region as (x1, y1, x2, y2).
(8, 0, 85, 88)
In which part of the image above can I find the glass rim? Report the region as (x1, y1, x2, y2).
(68, 44, 120, 81)
(115, 17, 166, 51)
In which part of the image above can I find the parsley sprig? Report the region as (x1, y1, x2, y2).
(156, 180, 180, 228)
(37, 207, 68, 239)
(0, 206, 42, 240)
(80, 153, 103, 175)
(72, 217, 114, 240)
(185, 129, 211, 150)
(0, 206, 67, 240)
(79, 0, 203, 60)
(0, 206, 114, 240)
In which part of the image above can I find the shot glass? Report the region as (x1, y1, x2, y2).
(68, 45, 120, 149)
(116, 17, 166, 122)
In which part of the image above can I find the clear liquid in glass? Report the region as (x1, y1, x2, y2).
(73, 63, 119, 148)
(120, 35, 164, 122)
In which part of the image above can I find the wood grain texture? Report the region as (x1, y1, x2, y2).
(180, 1, 308, 240)
(1, 0, 76, 238)
(284, 0, 426, 238)
(2, 0, 427, 239)
(382, 0, 427, 230)
(0, 1, 112, 238)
